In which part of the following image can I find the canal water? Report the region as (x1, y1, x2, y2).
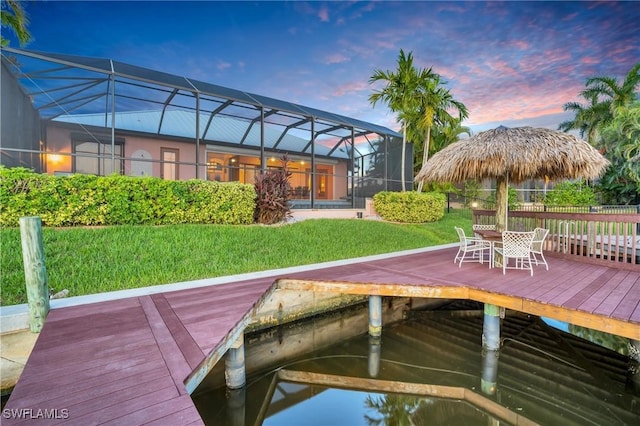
(192, 301, 640, 425)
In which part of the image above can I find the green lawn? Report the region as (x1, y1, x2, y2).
(0, 210, 471, 306)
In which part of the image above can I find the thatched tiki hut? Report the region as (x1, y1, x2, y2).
(414, 126, 610, 232)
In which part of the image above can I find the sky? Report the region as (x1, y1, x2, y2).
(5, 0, 640, 135)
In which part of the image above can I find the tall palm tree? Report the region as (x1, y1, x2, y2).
(414, 75, 468, 192)
(1, 0, 32, 47)
(369, 50, 420, 191)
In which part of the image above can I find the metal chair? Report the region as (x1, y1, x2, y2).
(472, 224, 496, 238)
(494, 231, 535, 276)
(530, 227, 549, 270)
(454, 227, 492, 268)
(471, 224, 497, 261)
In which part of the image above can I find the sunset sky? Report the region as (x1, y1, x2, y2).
(6, 1, 640, 135)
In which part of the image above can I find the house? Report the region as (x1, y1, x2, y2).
(1, 48, 411, 209)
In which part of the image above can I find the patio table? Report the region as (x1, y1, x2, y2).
(474, 229, 503, 268)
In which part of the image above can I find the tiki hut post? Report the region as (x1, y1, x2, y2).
(495, 176, 508, 233)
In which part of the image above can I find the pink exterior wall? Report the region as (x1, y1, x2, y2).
(45, 125, 206, 179)
(44, 123, 349, 200)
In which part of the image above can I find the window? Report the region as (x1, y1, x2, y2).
(161, 148, 179, 180)
(73, 134, 123, 175)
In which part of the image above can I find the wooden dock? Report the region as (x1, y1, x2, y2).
(3, 246, 640, 424)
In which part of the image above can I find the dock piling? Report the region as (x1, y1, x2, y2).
(368, 295, 382, 337)
(481, 349, 499, 395)
(19, 216, 50, 333)
(482, 303, 501, 351)
(368, 335, 381, 377)
(225, 335, 246, 389)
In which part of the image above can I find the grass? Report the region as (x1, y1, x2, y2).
(0, 210, 472, 306)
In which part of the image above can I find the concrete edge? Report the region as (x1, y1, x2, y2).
(0, 243, 458, 334)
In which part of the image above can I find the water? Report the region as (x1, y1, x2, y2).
(192, 302, 640, 425)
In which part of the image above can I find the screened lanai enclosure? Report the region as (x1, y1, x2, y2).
(1, 48, 409, 209)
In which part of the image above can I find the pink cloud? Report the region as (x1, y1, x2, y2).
(324, 53, 350, 65)
(318, 5, 329, 22)
(580, 56, 600, 65)
(217, 61, 231, 71)
(332, 80, 369, 97)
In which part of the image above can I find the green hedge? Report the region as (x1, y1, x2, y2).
(373, 191, 446, 223)
(0, 167, 256, 226)
(543, 180, 598, 206)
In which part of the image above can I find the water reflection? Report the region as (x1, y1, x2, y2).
(192, 302, 640, 425)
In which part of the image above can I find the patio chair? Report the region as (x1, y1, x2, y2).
(494, 231, 535, 276)
(471, 224, 497, 261)
(454, 227, 492, 268)
(472, 224, 496, 238)
(530, 227, 549, 270)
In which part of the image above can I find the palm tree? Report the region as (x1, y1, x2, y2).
(584, 62, 640, 113)
(1, 0, 32, 47)
(414, 75, 469, 192)
(369, 50, 420, 191)
(413, 118, 469, 177)
(560, 63, 640, 143)
(558, 93, 609, 143)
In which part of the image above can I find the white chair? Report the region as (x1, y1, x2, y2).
(454, 227, 492, 268)
(530, 227, 549, 270)
(472, 224, 496, 238)
(472, 224, 497, 261)
(494, 231, 535, 276)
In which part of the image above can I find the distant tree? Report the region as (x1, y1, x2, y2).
(369, 50, 421, 191)
(1, 0, 32, 47)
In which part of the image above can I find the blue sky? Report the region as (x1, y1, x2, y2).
(7, 1, 640, 135)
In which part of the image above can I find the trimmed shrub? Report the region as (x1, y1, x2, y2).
(0, 166, 255, 226)
(544, 180, 597, 206)
(373, 191, 446, 223)
(254, 156, 292, 224)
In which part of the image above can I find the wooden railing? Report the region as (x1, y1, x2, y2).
(473, 209, 640, 270)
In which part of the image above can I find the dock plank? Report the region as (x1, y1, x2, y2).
(150, 293, 205, 369)
(4, 246, 640, 424)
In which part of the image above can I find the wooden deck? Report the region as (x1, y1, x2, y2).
(3, 246, 640, 424)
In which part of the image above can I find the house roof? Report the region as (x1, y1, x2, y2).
(2, 48, 400, 158)
(54, 110, 351, 159)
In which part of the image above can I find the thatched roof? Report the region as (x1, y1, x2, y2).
(415, 126, 610, 184)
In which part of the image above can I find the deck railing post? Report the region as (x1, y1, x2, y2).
(482, 303, 501, 351)
(19, 216, 50, 333)
(368, 295, 382, 337)
(225, 335, 246, 389)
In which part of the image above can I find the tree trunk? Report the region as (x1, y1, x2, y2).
(416, 126, 431, 193)
(401, 123, 406, 192)
(495, 176, 508, 233)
